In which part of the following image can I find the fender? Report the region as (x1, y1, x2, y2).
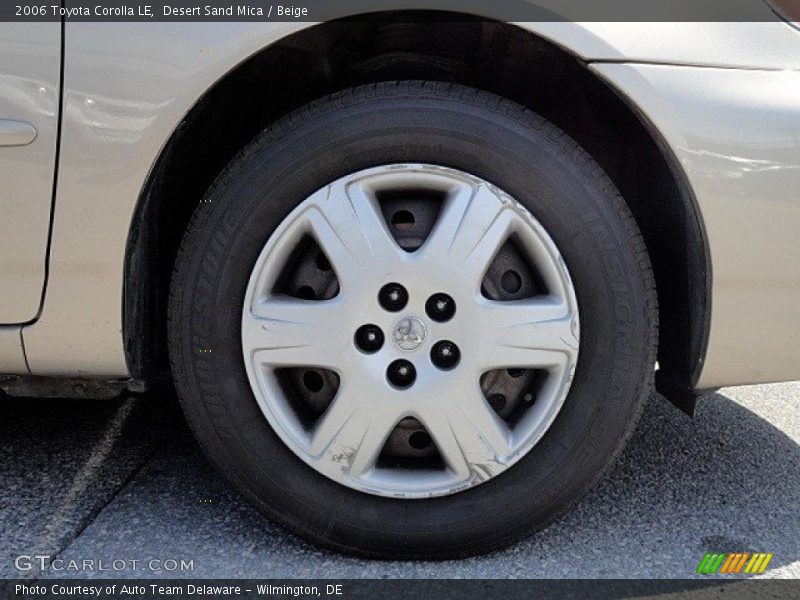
(20, 16, 760, 378)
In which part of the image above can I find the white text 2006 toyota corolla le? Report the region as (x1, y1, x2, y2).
(1, 11, 799, 557)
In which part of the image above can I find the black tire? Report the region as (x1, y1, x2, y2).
(168, 81, 657, 558)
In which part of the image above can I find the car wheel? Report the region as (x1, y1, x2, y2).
(168, 81, 657, 558)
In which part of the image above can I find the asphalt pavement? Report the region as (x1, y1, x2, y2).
(1, 382, 798, 580)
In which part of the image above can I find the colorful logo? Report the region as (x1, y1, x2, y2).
(696, 552, 773, 575)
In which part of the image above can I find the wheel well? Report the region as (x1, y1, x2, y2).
(125, 13, 710, 403)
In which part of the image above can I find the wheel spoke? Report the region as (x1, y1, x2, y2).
(421, 183, 515, 282)
(243, 297, 347, 369)
(457, 389, 513, 457)
(478, 298, 578, 371)
(304, 179, 404, 287)
(347, 411, 398, 477)
(309, 390, 398, 479)
(418, 388, 512, 480)
(307, 383, 363, 456)
(415, 407, 470, 479)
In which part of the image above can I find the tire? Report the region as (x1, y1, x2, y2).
(168, 81, 657, 558)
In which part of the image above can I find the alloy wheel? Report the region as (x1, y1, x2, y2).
(241, 164, 580, 498)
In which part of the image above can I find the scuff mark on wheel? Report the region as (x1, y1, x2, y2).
(330, 446, 358, 474)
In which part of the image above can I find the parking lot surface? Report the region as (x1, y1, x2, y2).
(1, 382, 798, 579)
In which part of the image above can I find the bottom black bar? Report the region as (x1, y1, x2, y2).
(2, 579, 800, 600)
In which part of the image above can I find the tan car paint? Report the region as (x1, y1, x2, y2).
(0, 23, 60, 323)
(592, 64, 800, 388)
(0, 327, 27, 373)
(0, 20, 798, 389)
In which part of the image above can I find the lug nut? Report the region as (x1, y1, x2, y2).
(379, 283, 409, 312)
(354, 324, 384, 353)
(387, 359, 416, 389)
(431, 340, 460, 370)
(425, 293, 456, 322)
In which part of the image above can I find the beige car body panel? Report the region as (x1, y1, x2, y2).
(0, 327, 27, 374)
(0, 23, 60, 323)
(592, 64, 800, 388)
(1, 19, 799, 390)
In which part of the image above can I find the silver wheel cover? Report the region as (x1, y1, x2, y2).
(242, 164, 580, 498)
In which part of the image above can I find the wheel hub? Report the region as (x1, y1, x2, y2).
(392, 316, 426, 352)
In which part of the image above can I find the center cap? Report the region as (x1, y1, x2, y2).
(393, 317, 427, 352)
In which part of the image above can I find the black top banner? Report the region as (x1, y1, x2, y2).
(3, 0, 799, 22)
